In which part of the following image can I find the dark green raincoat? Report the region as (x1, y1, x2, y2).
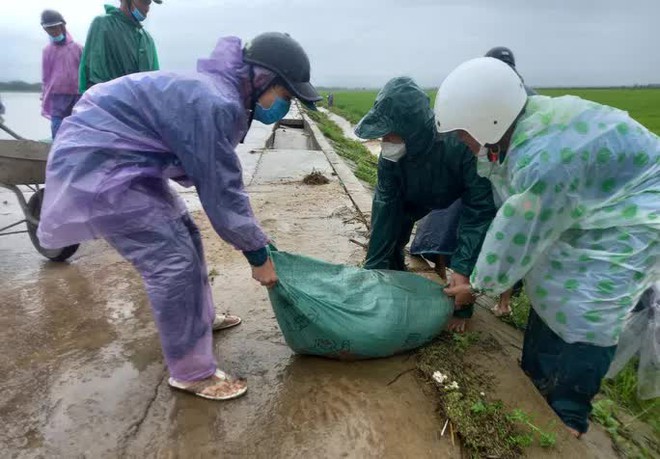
(79, 5, 160, 93)
(355, 77, 496, 279)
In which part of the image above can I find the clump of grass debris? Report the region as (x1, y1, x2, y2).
(500, 290, 532, 331)
(418, 332, 534, 458)
(302, 170, 330, 185)
(306, 109, 377, 187)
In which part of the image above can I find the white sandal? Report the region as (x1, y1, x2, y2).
(168, 369, 248, 401)
(212, 313, 242, 331)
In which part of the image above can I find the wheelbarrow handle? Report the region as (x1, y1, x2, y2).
(0, 122, 25, 140)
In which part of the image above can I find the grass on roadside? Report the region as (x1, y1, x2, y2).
(306, 109, 378, 187)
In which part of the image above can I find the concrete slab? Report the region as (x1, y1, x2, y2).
(271, 126, 314, 150)
(252, 149, 334, 184)
(237, 120, 274, 153)
(303, 112, 374, 226)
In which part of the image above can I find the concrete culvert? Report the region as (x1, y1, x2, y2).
(303, 170, 330, 185)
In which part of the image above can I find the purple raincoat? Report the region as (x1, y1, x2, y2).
(38, 37, 274, 382)
(41, 32, 82, 119)
(38, 36, 269, 253)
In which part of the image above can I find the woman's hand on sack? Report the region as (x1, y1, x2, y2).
(252, 258, 278, 288)
(444, 273, 475, 307)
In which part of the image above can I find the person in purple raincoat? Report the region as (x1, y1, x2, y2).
(37, 32, 322, 401)
(40, 10, 83, 138)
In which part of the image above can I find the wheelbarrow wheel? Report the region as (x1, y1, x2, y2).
(26, 189, 79, 262)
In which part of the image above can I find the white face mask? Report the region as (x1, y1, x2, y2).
(380, 142, 407, 162)
(476, 146, 496, 178)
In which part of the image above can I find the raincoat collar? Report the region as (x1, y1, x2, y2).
(105, 4, 143, 29)
(355, 77, 437, 160)
(49, 31, 75, 48)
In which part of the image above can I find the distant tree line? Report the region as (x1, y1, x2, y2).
(0, 81, 42, 92)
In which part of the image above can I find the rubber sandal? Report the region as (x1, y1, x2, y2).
(212, 313, 242, 331)
(168, 369, 248, 401)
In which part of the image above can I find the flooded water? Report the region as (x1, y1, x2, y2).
(0, 92, 51, 140)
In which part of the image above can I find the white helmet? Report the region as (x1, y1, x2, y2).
(434, 57, 528, 145)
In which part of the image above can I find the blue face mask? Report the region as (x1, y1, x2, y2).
(132, 7, 146, 22)
(254, 97, 291, 125)
(50, 33, 65, 43)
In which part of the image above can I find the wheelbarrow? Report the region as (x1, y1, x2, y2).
(0, 123, 79, 261)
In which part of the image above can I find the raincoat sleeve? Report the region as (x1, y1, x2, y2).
(470, 162, 576, 295)
(450, 145, 497, 276)
(364, 157, 410, 270)
(151, 42, 160, 70)
(78, 16, 102, 92)
(158, 93, 269, 257)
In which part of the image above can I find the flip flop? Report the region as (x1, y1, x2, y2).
(168, 369, 248, 401)
(212, 313, 242, 331)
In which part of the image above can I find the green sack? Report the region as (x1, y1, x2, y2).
(268, 248, 454, 360)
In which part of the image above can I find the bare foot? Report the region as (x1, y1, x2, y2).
(492, 289, 513, 317)
(566, 426, 582, 439)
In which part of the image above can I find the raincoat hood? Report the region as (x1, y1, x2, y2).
(355, 77, 436, 156)
(197, 36, 246, 86)
(105, 4, 142, 28)
(198, 36, 276, 111)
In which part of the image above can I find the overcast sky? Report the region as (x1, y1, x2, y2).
(2, 0, 658, 88)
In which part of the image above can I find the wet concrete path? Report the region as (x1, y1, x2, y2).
(0, 109, 460, 458)
(0, 104, 619, 459)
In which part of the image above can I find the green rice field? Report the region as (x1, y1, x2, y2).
(321, 88, 660, 135)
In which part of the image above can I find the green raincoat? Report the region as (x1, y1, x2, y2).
(355, 77, 496, 278)
(471, 95, 660, 347)
(79, 4, 160, 93)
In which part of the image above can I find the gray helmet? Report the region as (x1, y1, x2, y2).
(485, 46, 516, 68)
(41, 10, 65, 28)
(243, 32, 321, 105)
